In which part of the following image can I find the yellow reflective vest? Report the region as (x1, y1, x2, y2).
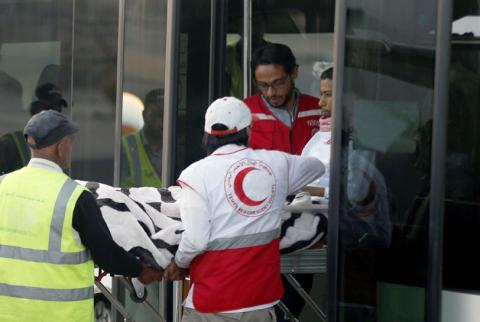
(121, 132, 162, 187)
(0, 167, 94, 322)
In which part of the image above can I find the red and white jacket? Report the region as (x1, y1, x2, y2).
(175, 144, 323, 313)
(244, 93, 320, 155)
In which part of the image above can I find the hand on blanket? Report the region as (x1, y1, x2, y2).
(163, 260, 187, 281)
(138, 263, 163, 284)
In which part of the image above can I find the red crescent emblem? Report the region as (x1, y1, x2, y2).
(233, 167, 266, 206)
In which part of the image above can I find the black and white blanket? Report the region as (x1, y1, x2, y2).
(78, 181, 328, 273)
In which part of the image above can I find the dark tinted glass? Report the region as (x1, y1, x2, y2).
(441, 1, 480, 320)
(173, 0, 211, 178)
(339, 1, 438, 321)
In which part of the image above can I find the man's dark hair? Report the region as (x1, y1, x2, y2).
(321, 67, 333, 80)
(203, 124, 249, 155)
(251, 43, 297, 75)
(144, 88, 164, 109)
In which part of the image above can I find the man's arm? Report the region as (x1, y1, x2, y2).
(73, 190, 154, 279)
(174, 184, 212, 269)
(301, 185, 326, 197)
(287, 155, 325, 194)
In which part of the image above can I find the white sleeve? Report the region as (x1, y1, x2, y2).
(174, 184, 211, 269)
(286, 154, 325, 195)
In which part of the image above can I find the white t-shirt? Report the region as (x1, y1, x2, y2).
(301, 117, 332, 188)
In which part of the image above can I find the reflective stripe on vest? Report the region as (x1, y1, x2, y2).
(206, 228, 280, 250)
(121, 132, 161, 187)
(0, 283, 93, 301)
(252, 113, 276, 121)
(125, 134, 143, 186)
(297, 109, 323, 118)
(0, 244, 89, 264)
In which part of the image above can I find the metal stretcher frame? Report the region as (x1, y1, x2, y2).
(95, 249, 328, 322)
(280, 248, 328, 322)
(95, 277, 167, 322)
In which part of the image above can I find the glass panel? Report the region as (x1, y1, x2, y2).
(70, 0, 118, 184)
(117, 1, 168, 321)
(442, 1, 480, 321)
(173, 0, 211, 178)
(0, 1, 73, 175)
(339, 1, 437, 321)
(119, 0, 167, 189)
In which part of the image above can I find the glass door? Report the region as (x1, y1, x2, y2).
(332, 1, 438, 321)
(441, 1, 480, 321)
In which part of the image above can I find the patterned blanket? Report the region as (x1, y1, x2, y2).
(78, 181, 328, 273)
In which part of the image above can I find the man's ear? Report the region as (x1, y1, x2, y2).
(56, 136, 70, 160)
(291, 65, 299, 80)
(56, 139, 65, 160)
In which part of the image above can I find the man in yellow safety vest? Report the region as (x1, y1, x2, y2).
(0, 110, 162, 322)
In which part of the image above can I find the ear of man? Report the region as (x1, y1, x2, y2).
(291, 65, 299, 80)
(56, 135, 74, 168)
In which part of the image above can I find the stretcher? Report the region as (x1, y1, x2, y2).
(94, 250, 328, 322)
(92, 192, 328, 322)
(95, 269, 167, 322)
(280, 248, 328, 322)
(279, 199, 328, 322)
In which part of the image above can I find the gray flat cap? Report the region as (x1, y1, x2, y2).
(24, 110, 79, 149)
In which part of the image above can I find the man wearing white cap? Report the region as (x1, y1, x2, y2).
(163, 97, 324, 321)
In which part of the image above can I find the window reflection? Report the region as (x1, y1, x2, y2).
(443, 1, 480, 295)
(70, 0, 118, 184)
(0, 82, 69, 174)
(120, 89, 163, 188)
(340, 1, 437, 321)
(0, 0, 72, 176)
(116, 1, 168, 321)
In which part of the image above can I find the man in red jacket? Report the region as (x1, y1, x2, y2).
(244, 43, 321, 155)
(244, 43, 321, 321)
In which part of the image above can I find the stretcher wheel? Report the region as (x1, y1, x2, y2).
(130, 286, 148, 303)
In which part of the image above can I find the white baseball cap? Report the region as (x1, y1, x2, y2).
(204, 96, 252, 135)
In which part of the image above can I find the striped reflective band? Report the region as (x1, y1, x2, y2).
(125, 134, 142, 186)
(297, 110, 323, 118)
(207, 228, 280, 251)
(252, 113, 276, 121)
(0, 282, 93, 301)
(0, 178, 90, 264)
(0, 245, 90, 264)
(49, 179, 80, 251)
